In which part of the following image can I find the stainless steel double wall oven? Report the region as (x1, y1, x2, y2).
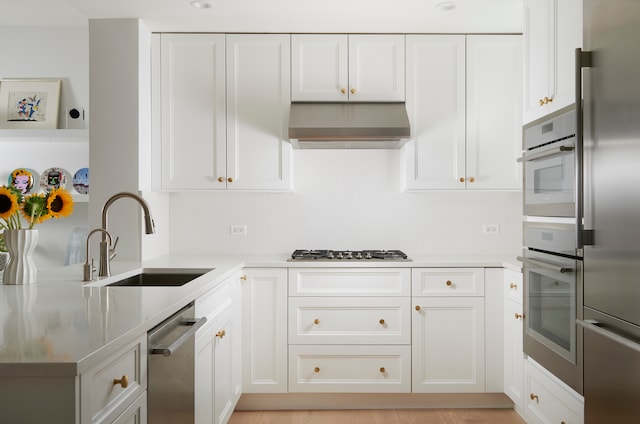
(519, 104, 584, 394)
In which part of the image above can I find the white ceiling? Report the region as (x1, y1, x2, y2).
(2, 0, 522, 33)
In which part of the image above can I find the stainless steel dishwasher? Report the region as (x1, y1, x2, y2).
(148, 302, 206, 424)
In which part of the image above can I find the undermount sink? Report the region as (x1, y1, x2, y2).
(107, 269, 214, 287)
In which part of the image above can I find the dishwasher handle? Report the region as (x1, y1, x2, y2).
(150, 317, 207, 357)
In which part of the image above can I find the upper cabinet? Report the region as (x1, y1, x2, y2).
(291, 34, 405, 102)
(404, 35, 522, 190)
(154, 33, 292, 191)
(523, 0, 583, 124)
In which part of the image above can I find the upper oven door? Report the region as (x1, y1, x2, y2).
(522, 139, 576, 217)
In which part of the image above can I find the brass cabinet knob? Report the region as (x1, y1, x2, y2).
(530, 393, 539, 402)
(539, 96, 553, 106)
(510, 282, 517, 289)
(350, 88, 356, 94)
(240, 275, 247, 281)
(113, 375, 129, 388)
(446, 280, 452, 286)
(459, 177, 465, 183)
(218, 177, 224, 182)
(314, 319, 320, 325)
(515, 313, 523, 320)
(379, 319, 385, 325)
(314, 367, 320, 373)
(227, 177, 233, 183)
(341, 88, 347, 94)
(379, 367, 386, 373)
(415, 305, 421, 311)
(539, 98, 545, 106)
(469, 177, 475, 183)
(216, 329, 226, 339)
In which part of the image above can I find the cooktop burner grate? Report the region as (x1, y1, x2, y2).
(289, 249, 410, 261)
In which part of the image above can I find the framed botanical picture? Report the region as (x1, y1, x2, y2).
(0, 79, 61, 129)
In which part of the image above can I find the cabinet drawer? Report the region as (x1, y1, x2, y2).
(504, 268, 523, 304)
(289, 297, 410, 344)
(412, 268, 484, 296)
(289, 345, 411, 393)
(196, 276, 233, 321)
(524, 358, 584, 424)
(288, 268, 410, 296)
(81, 334, 147, 424)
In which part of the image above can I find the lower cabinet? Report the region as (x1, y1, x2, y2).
(504, 268, 525, 411)
(194, 273, 242, 424)
(241, 268, 288, 393)
(411, 268, 486, 393)
(524, 357, 584, 424)
(112, 392, 147, 424)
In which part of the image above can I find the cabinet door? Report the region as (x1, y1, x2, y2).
(466, 35, 522, 190)
(160, 34, 227, 190)
(523, 0, 552, 123)
(242, 268, 288, 393)
(348, 35, 405, 102)
(404, 35, 466, 190)
(505, 297, 525, 411)
(412, 297, 485, 392)
(291, 34, 348, 102)
(214, 307, 237, 424)
(195, 322, 216, 424)
(552, 0, 582, 114)
(226, 34, 292, 191)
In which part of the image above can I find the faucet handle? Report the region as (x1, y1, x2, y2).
(109, 236, 119, 260)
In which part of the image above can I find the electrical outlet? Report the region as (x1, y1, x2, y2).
(230, 225, 247, 236)
(483, 224, 500, 234)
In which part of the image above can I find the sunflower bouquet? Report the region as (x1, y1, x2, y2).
(0, 185, 74, 231)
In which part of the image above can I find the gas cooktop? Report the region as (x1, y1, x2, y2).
(289, 249, 411, 261)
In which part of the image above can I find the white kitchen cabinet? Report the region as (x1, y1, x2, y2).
(524, 357, 584, 424)
(155, 33, 292, 191)
(291, 34, 405, 102)
(523, 0, 582, 124)
(112, 392, 147, 424)
(241, 268, 288, 393)
(288, 268, 411, 393)
(195, 274, 242, 424)
(411, 268, 485, 393)
(404, 35, 522, 190)
(504, 268, 525, 413)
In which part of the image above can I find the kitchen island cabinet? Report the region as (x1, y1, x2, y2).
(291, 34, 405, 102)
(153, 34, 292, 191)
(404, 35, 521, 191)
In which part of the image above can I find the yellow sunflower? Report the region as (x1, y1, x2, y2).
(46, 188, 74, 219)
(0, 186, 19, 222)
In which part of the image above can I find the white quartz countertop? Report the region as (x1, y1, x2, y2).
(0, 253, 520, 376)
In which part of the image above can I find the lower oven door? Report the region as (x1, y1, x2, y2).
(520, 249, 583, 394)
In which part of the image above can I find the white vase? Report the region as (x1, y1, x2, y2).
(2, 229, 38, 285)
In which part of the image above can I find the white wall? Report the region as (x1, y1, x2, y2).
(169, 149, 522, 256)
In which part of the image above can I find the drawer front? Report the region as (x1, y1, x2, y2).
(289, 345, 411, 393)
(524, 359, 584, 424)
(412, 268, 484, 296)
(289, 297, 410, 344)
(82, 334, 147, 424)
(196, 275, 233, 321)
(288, 268, 410, 297)
(504, 268, 523, 304)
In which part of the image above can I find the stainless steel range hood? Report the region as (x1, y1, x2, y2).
(288, 102, 411, 149)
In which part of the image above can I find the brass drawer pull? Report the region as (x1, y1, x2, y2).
(216, 329, 226, 339)
(530, 393, 539, 402)
(113, 375, 129, 388)
(446, 280, 453, 286)
(379, 319, 385, 325)
(510, 282, 517, 289)
(314, 319, 320, 325)
(314, 367, 320, 373)
(379, 367, 386, 373)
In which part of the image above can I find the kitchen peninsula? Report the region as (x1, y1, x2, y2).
(0, 253, 519, 424)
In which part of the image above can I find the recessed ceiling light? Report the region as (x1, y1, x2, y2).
(435, 1, 457, 11)
(191, 0, 213, 9)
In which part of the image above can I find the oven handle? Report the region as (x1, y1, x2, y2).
(577, 319, 640, 354)
(516, 144, 574, 163)
(516, 256, 574, 273)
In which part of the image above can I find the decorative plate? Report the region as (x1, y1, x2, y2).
(72, 167, 89, 194)
(39, 167, 69, 192)
(7, 168, 39, 195)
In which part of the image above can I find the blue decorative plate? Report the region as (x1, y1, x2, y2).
(72, 167, 89, 194)
(8, 168, 39, 195)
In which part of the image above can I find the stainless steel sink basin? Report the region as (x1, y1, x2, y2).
(107, 269, 213, 287)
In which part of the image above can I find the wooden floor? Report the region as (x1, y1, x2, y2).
(229, 409, 526, 424)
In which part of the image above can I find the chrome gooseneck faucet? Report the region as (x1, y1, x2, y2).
(98, 192, 156, 277)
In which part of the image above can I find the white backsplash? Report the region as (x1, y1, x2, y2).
(168, 149, 522, 256)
